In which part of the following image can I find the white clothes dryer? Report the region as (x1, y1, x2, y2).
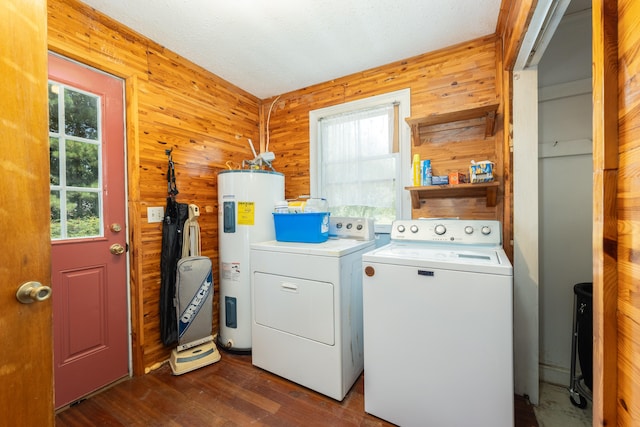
(250, 217, 375, 401)
(362, 218, 514, 427)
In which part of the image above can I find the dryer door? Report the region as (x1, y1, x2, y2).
(253, 272, 335, 345)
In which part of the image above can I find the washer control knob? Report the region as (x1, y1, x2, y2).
(410, 225, 419, 233)
(464, 226, 474, 235)
(481, 226, 492, 235)
(336, 223, 343, 229)
(434, 224, 446, 235)
(397, 225, 405, 233)
(346, 223, 353, 229)
(357, 224, 363, 230)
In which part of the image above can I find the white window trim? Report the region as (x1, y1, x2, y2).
(309, 89, 411, 233)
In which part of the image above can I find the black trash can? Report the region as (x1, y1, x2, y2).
(574, 282, 593, 390)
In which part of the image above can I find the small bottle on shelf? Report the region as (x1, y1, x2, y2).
(412, 154, 421, 186)
(421, 159, 432, 186)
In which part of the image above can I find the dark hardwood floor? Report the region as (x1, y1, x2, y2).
(55, 351, 539, 426)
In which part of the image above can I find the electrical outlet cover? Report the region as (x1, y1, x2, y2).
(147, 206, 164, 223)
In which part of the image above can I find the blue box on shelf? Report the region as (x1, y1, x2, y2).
(432, 175, 449, 185)
(273, 212, 330, 243)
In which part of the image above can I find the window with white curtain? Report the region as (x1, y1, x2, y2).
(310, 89, 411, 232)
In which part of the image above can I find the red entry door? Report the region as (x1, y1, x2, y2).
(48, 53, 129, 409)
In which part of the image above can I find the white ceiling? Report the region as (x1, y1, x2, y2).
(79, 0, 503, 99)
(78, 0, 593, 99)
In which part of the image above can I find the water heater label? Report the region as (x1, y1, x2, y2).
(222, 262, 241, 281)
(237, 201, 255, 225)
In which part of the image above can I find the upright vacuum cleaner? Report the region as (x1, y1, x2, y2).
(169, 203, 221, 375)
(160, 151, 220, 374)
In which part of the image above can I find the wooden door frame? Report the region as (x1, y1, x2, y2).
(121, 74, 145, 376)
(47, 48, 146, 376)
(592, 0, 618, 424)
(122, 74, 146, 376)
(511, 68, 540, 404)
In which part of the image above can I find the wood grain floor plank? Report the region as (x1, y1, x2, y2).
(56, 352, 538, 426)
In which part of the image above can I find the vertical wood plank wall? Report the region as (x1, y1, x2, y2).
(48, 0, 262, 372)
(265, 35, 506, 234)
(615, 0, 640, 424)
(593, 0, 619, 424)
(48, 0, 510, 371)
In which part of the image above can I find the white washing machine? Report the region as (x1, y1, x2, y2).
(250, 217, 375, 401)
(362, 218, 514, 427)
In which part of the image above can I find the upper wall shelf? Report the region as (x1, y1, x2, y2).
(405, 182, 500, 209)
(405, 103, 500, 146)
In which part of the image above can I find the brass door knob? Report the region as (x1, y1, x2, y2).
(16, 281, 52, 304)
(110, 243, 125, 255)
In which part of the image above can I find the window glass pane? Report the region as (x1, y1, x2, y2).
(50, 80, 104, 240)
(66, 140, 99, 188)
(64, 89, 98, 140)
(322, 110, 392, 159)
(319, 104, 396, 226)
(50, 191, 61, 239)
(311, 90, 411, 228)
(66, 191, 100, 237)
(325, 156, 397, 226)
(49, 137, 60, 185)
(48, 83, 59, 133)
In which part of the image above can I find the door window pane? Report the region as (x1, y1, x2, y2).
(50, 137, 60, 185)
(66, 191, 100, 238)
(49, 83, 59, 133)
(66, 140, 99, 188)
(49, 80, 103, 240)
(64, 88, 98, 140)
(50, 191, 61, 239)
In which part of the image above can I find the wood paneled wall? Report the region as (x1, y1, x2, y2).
(48, 0, 512, 372)
(612, 0, 640, 424)
(264, 35, 506, 231)
(48, 0, 262, 373)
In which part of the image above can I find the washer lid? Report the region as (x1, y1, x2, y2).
(251, 237, 376, 257)
(363, 242, 513, 275)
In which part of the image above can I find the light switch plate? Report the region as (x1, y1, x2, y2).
(147, 206, 164, 223)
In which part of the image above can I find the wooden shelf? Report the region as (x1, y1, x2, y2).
(405, 103, 499, 146)
(406, 182, 500, 209)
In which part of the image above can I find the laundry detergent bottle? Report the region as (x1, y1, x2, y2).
(412, 154, 421, 186)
